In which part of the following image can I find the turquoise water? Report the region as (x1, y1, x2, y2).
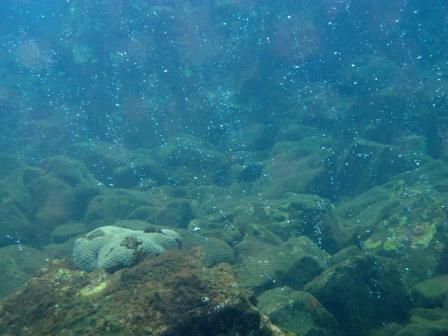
(0, 1, 447, 335)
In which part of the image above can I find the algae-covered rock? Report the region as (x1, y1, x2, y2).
(0, 252, 287, 336)
(0, 200, 32, 247)
(236, 236, 330, 293)
(0, 245, 48, 298)
(208, 192, 343, 252)
(149, 199, 194, 228)
(72, 226, 182, 272)
(151, 133, 230, 185)
(252, 138, 332, 198)
(0, 158, 99, 246)
(393, 308, 448, 336)
(257, 287, 342, 336)
(182, 234, 236, 266)
(411, 275, 448, 308)
(84, 188, 153, 225)
(328, 138, 418, 196)
(50, 222, 87, 243)
(336, 172, 448, 285)
(304, 254, 412, 336)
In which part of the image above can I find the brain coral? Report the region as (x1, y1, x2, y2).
(72, 226, 181, 272)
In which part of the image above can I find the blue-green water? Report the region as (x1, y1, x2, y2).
(0, 1, 447, 335)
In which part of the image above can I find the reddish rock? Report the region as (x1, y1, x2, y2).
(0, 251, 287, 336)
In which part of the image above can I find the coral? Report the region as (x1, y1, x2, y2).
(72, 226, 181, 272)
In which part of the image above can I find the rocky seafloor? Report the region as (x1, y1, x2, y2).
(1, 1, 448, 335)
(1, 95, 448, 335)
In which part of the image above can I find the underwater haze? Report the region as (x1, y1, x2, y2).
(1, 1, 448, 335)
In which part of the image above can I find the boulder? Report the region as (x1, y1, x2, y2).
(304, 255, 412, 336)
(393, 308, 448, 336)
(336, 170, 448, 285)
(257, 287, 342, 336)
(0, 245, 48, 298)
(0, 251, 287, 336)
(84, 188, 153, 225)
(411, 275, 448, 308)
(50, 222, 87, 244)
(235, 236, 330, 293)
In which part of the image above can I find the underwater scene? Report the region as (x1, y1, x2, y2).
(0, 0, 447, 335)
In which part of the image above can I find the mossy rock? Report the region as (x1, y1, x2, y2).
(0, 252, 287, 336)
(253, 138, 331, 198)
(0, 200, 32, 247)
(257, 287, 342, 336)
(411, 275, 448, 308)
(51, 222, 87, 243)
(336, 172, 448, 285)
(235, 236, 330, 294)
(393, 308, 448, 336)
(0, 245, 48, 298)
(84, 188, 153, 225)
(304, 255, 412, 336)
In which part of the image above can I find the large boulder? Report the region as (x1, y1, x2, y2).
(84, 188, 153, 225)
(0, 252, 287, 336)
(252, 139, 332, 198)
(336, 170, 448, 285)
(0, 158, 99, 246)
(411, 275, 448, 309)
(304, 255, 412, 336)
(66, 140, 166, 189)
(257, 287, 342, 336)
(0, 245, 48, 298)
(150, 133, 230, 186)
(235, 236, 330, 294)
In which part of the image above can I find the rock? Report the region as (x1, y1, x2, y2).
(252, 138, 332, 198)
(0, 153, 24, 179)
(335, 173, 448, 285)
(149, 200, 194, 228)
(284, 86, 353, 130)
(188, 213, 243, 245)
(0, 159, 99, 246)
(151, 133, 230, 185)
(393, 308, 448, 336)
(31, 175, 78, 229)
(304, 255, 412, 336)
(235, 236, 330, 294)
(237, 163, 264, 182)
(84, 188, 153, 225)
(0, 251, 287, 336)
(0, 199, 32, 247)
(330, 245, 361, 265)
(72, 226, 181, 272)
(0, 245, 48, 298)
(226, 123, 277, 152)
(50, 222, 87, 243)
(182, 234, 235, 266)
(257, 287, 342, 336)
(231, 193, 343, 253)
(326, 138, 418, 196)
(411, 275, 448, 308)
(368, 323, 403, 336)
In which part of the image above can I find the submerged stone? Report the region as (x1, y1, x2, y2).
(0, 252, 287, 336)
(304, 254, 412, 336)
(257, 286, 342, 336)
(236, 236, 330, 294)
(411, 275, 448, 308)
